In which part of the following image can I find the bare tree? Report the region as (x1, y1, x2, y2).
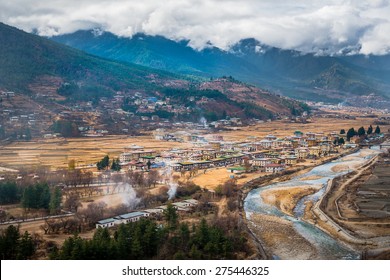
(77, 202, 107, 228)
(63, 193, 81, 212)
(146, 170, 160, 188)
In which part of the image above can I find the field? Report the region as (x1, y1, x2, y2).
(0, 136, 192, 170)
(0, 116, 386, 171)
(321, 153, 390, 239)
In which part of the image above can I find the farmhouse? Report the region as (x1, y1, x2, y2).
(96, 218, 117, 229)
(115, 211, 149, 224)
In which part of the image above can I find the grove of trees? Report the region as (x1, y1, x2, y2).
(21, 183, 50, 210)
(0, 225, 36, 259)
(51, 208, 247, 260)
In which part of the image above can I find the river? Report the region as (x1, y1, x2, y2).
(244, 148, 382, 259)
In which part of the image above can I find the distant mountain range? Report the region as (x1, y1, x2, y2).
(52, 30, 390, 105)
(0, 22, 308, 138)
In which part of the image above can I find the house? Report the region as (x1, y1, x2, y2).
(143, 208, 164, 215)
(115, 211, 149, 224)
(96, 218, 117, 228)
(309, 146, 322, 158)
(295, 148, 309, 159)
(258, 139, 272, 149)
(265, 163, 285, 173)
(265, 134, 277, 141)
(183, 199, 198, 206)
(172, 201, 192, 211)
(307, 138, 318, 147)
(252, 158, 272, 167)
(284, 156, 297, 166)
(120, 149, 156, 162)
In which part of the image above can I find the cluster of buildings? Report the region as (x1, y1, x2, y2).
(96, 199, 198, 228)
(118, 130, 342, 175)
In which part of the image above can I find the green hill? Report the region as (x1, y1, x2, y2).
(0, 21, 309, 140)
(0, 22, 178, 95)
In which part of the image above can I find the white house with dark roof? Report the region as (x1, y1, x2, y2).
(96, 218, 117, 228)
(115, 211, 149, 224)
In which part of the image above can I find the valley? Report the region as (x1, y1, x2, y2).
(0, 15, 389, 262)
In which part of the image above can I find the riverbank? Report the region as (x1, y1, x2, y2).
(242, 148, 380, 259)
(261, 185, 321, 216)
(312, 150, 390, 252)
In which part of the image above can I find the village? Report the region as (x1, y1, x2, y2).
(116, 129, 370, 174)
(88, 127, 385, 229)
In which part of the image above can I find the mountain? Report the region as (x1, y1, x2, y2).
(0, 22, 308, 139)
(0, 23, 180, 95)
(52, 30, 390, 106)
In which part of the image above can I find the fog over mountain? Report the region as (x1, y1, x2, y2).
(52, 30, 390, 105)
(1, 0, 390, 56)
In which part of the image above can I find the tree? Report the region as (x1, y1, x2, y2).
(37, 183, 51, 209)
(0, 225, 20, 259)
(375, 125, 381, 134)
(63, 193, 81, 212)
(17, 231, 35, 259)
(367, 125, 373, 135)
(163, 203, 178, 231)
(49, 187, 62, 215)
(0, 182, 19, 204)
(340, 129, 346, 134)
(146, 170, 160, 188)
(0, 126, 5, 139)
(68, 160, 76, 170)
(97, 155, 110, 170)
(24, 128, 32, 140)
(110, 158, 121, 172)
(338, 138, 345, 145)
(52, 120, 79, 137)
(357, 126, 366, 136)
(21, 183, 51, 210)
(243, 158, 251, 172)
(21, 187, 34, 210)
(346, 128, 356, 141)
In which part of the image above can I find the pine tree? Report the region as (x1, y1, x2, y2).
(357, 126, 366, 136)
(346, 128, 356, 141)
(17, 231, 35, 259)
(367, 125, 373, 135)
(49, 187, 62, 215)
(164, 203, 178, 231)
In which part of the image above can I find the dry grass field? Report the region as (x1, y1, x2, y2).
(0, 116, 386, 171)
(0, 136, 192, 170)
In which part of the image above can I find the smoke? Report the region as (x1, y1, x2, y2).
(161, 160, 178, 200)
(167, 182, 178, 200)
(199, 117, 208, 128)
(100, 182, 141, 209)
(120, 183, 141, 209)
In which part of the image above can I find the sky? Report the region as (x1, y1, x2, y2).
(1, 0, 390, 55)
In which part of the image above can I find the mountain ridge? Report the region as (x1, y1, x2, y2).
(0, 22, 310, 139)
(51, 30, 390, 105)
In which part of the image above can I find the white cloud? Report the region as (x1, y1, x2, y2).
(1, 0, 390, 55)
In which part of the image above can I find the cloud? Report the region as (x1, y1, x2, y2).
(1, 0, 390, 55)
